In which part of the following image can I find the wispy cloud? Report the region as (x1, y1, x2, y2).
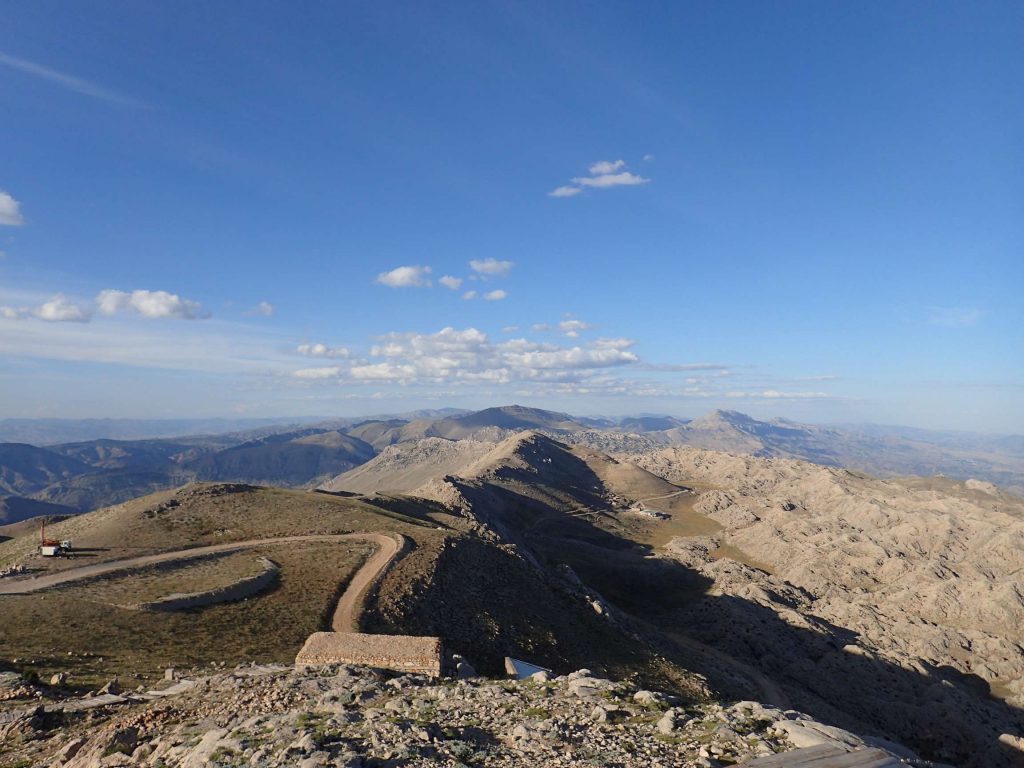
(0, 51, 146, 107)
(928, 306, 982, 328)
(375, 265, 432, 288)
(483, 289, 507, 301)
(548, 185, 581, 198)
(549, 158, 650, 198)
(0, 190, 24, 226)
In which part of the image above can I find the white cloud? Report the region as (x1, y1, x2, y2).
(375, 265, 432, 288)
(350, 362, 418, 381)
(96, 289, 206, 319)
(928, 307, 982, 328)
(0, 306, 24, 320)
(484, 289, 507, 301)
(548, 186, 582, 198)
(558, 319, 592, 338)
(531, 323, 551, 332)
(439, 275, 463, 290)
(34, 294, 92, 323)
(297, 343, 349, 358)
(550, 159, 650, 198)
(462, 290, 477, 300)
(589, 160, 625, 175)
(252, 301, 274, 317)
(574, 171, 649, 188)
(468, 258, 514, 277)
(293, 366, 341, 380)
(502, 325, 519, 333)
(642, 154, 654, 162)
(357, 326, 639, 385)
(0, 190, 24, 226)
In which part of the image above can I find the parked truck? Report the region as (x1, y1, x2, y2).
(38, 521, 73, 558)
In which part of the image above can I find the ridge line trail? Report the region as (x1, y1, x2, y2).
(0, 533, 406, 634)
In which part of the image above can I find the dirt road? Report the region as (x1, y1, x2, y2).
(0, 533, 407, 633)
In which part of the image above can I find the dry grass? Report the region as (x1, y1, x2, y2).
(69, 550, 270, 605)
(0, 484, 444, 692)
(0, 541, 373, 691)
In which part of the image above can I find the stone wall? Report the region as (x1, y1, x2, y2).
(296, 632, 442, 677)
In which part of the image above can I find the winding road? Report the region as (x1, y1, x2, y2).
(0, 533, 407, 633)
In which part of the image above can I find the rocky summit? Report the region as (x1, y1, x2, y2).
(0, 662, 942, 768)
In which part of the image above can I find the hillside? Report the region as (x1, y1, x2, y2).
(321, 437, 494, 494)
(185, 430, 375, 486)
(645, 410, 1024, 495)
(0, 444, 92, 497)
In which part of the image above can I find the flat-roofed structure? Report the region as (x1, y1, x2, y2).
(295, 632, 443, 677)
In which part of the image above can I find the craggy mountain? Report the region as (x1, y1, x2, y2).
(1, 405, 1022, 520)
(345, 405, 588, 450)
(3, 421, 1024, 764)
(631, 409, 1024, 495)
(322, 428, 1024, 765)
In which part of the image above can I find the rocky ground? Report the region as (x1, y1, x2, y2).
(0, 663, 936, 768)
(624, 446, 1024, 767)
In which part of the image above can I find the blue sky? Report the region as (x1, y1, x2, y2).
(1, 1, 1021, 430)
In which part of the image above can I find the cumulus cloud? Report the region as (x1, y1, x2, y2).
(549, 159, 650, 198)
(462, 290, 477, 300)
(468, 258, 514, 277)
(439, 275, 463, 290)
(0, 190, 24, 226)
(574, 171, 649, 188)
(375, 265, 432, 288)
(34, 294, 92, 323)
(291, 326, 643, 388)
(483, 289, 507, 301)
(297, 343, 349, 358)
(96, 289, 206, 319)
(589, 159, 625, 175)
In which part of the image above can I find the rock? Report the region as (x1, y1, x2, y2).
(55, 737, 85, 763)
(633, 690, 668, 707)
(656, 710, 677, 735)
(999, 733, 1024, 753)
(98, 678, 120, 695)
(591, 704, 625, 724)
(456, 661, 476, 679)
(106, 726, 138, 755)
(49, 672, 67, 686)
(529, 670, 550, 683)
(164, 668, 177, 681)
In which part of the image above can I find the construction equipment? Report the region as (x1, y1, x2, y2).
(38, 520, 73, 558)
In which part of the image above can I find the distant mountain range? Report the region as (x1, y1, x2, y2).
(0, 404, 1021, 523)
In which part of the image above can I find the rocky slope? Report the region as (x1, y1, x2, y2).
(0, 662, 937, 768)
(624, 446, 1024, 767)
